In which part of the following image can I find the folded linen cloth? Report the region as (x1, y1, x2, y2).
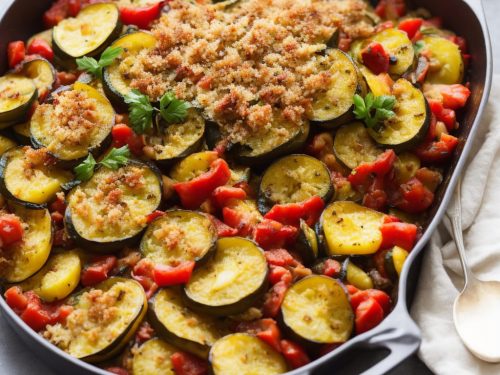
(411, 76, 500, 375)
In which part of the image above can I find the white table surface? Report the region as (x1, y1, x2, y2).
(0, 1, 498, 374)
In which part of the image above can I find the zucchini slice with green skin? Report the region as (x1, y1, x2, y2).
(319, 201, 385, 256)
(183, 237, 268, 316)
(281, 275, 353, 344)
(371, 28, 415, 76)
(12, 121, 31, 144)
(43, 277, 147, 363)
(132, 338, 176, 375)
(0, 135, 16, 155)
(209, 333, 288, 375)
(0, 147, 73, 209)
(144, 109, 205, 169)
(30, 82, 115, 165)
(140, 210, 217, 267)
(0, 75, 38, 128)
(17, 249, 81, 302)
(52, 3, 122, 61)
(103, 31, 157, 109)
(368, 78, 430, 151)
(345, 260, 374, 290)
(1, 204, 52, 283)
(149, 287, 223, 359)
(170, 151, 219, 182)
(422, 36, 464, 84)
(20, 58, 56, 100)
(294, 219, 319, 266)
(359, 65, 392, 97)
(310, 49, 362, 126)
(333, 121, 382, 170)
(384, 246, 409, 279)
(258, 154, 332, 214)
(65, 160, 163, 252)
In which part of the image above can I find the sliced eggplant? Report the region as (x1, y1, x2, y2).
(385, 246, 409, 278)
(20, 58, 56, 101)
(0, 204, 52, 283)
(333, 121, 382, 170)
(0, 147, 73, 209)
(394, 152, 421, 184)
(368, 78, 430, 151)
(52, 3, 122, 61)
(371, 28, 415, 76)
(183, 237, 268, 316)
(209, 333, 287, 375)
(65, 160, 162, 252)
(319, 201, 385, 256)
(103, 31, 157, 108)
(422, 36, 464, 84)
(43, 277, 147, 363)
(12, 121, 31, 144)
(310, 49, 361, 126)
(149, 287, 223, 358)
(294, 219, 319, 266)
(132, 338, 176, 375)
(258, 154, 332, 214)
(170, 151, 219, 182)
(0, 74, 37, 128)
(0, 135, 16, 155)
(140, 210, 217, 267)
(359, 65, 392, 97)
(144, 109, 205, 169)
(281, 275, 353, 344)
(30, 82, 115, 165)
(17, 249, 81, 302)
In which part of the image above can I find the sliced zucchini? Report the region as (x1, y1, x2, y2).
(170, 151, 219, 182)
(65, 160, 162, 252)
(394, 152, 420, 184)
(149, 287, 223, 358)
(235, 112, 310, 166)
(258, 154, 332, 214)
(0, 147, 72, 209)
(43, 278, 147, 362)
(320, 201, 385, 256)
(20, 58, 56, 100)
(371, 28, 415, 76)
(12, 121, 31, 144)
(385, 246, 409, 278)
(52, 3, 122, 60)
(0, 135, 16, 155)
(132, 338, 176, 375)
(359, 65, 392, 96)
(144, 109, 205, 169)
(310, 49, 361, 126)
(30, 82, 115, 164)
(368, 78, 430, 151)
(0, 75, 37, 128)
(294, 219, 319, 266)
(184, 237, 268, 316)
(422, 36, 464, 84)
(0, 204, 52, 283)
(140, 210, 216, 267)
(209, 333, 287, 375)
(345, 260, 373, 290)
(17, 249, 81, 302)
(333, 121, 382, 170)
(103, 31, 157, 108)
(281, 275, 353, 344)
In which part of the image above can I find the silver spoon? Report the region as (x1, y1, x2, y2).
(447, 178, 500, 362)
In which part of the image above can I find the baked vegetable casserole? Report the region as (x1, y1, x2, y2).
(0, 0, 471, 373)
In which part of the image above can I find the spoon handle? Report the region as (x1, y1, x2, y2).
(447, 178, 475, 287)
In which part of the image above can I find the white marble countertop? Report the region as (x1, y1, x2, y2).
(0, 1, 498, 374)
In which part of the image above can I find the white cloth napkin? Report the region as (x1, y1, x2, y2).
(411, 75, 500, 375)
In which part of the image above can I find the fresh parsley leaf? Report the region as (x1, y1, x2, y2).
(159, 91, 190, 124)
(124, 89, 155, 134)
(75, 46, 123, 79)
(76, 57, 101, 78)
(74, 153, 96, 182)
(98, 46, 123, 67)
(100, 145, 131, 170)
(414, 40, 425, 55)
(353, 93, 396, 130)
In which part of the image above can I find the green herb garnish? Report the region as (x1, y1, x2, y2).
(74, 153, 96, 182)
(353, 93, 396, 130)
(76, 46, 123, 79)
(74, 146, 131, 182)
(414, 40, 426, 55)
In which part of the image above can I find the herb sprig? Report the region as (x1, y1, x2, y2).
(76, 46, 123, 80)
(353, 93, 396, 130)
(74, 146, 131, 182)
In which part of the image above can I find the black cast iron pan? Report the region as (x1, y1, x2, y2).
(0, 0, 492, 374)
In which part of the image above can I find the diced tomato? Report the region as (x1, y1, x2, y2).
(280, 340, 311, 369)
(171, 351, 209, 375)
(153, 261, 195, 287)
(43, 0, 74, 27)
(362, 175, 387, 211)
(373, 249, 390, 278)
(428, 99, 456, 131)
(375, 0, 406, 19)
(7, 41, 25, 68)
(206, 214, 238, 237)
(415, 133, 459, 163)
(112, 124, 144, 156)
(222, 206, 256, 237)
(146, 210, 164, 224)
(447, 35, 468, 53)
(346, 284, 359, 295)
(254, 219, 298, 250)
(174, 159, 231, 210)
(349, 150, 396, 187)
(67, 0, 82, 17)
(80, 256, 117, 287)
(232, 181, 255, 198)
(383, 215, 400, 224)
(393, 177, 435, 214)
(264, 249, 297, 268)
(375, 20, 394, 33)
(50, 211, 64, 225)
(0, 215, 24, 247)
(235, 318, 282, 352)
(337, 31, 352, 52)
(212, 186, 247, 207)
(120, 2, 163, 29)
(262, 280, 289, 318)
(264, 196, 325, 228)
(135, 321, 154, 344)
(355, 298, 385, 334)
(105, 368, 129, 375)
(361, 42, 390, 75)
(132, 259, 158, 299)
(415, 168, 442, 193)
(4, 286, 28, 314)
(27, 38, 54, 61)
(398, 18, 423, 40)
(438, 84, 471, 110)
(57, 71, 78, 86)
(350, 289, 391, 314)
(269, 265, 293, 286)
(323, 258, 341, 278)
(380, 222, 417, 251)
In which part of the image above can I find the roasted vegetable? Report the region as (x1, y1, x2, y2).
(0, 75, 37, 128)
(132, 338, 176, 375)
(20, 58, 56, 100)
(294, 219, 319, 266)
(423, 36, 464, 84)
(371, 28, 415, 76)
